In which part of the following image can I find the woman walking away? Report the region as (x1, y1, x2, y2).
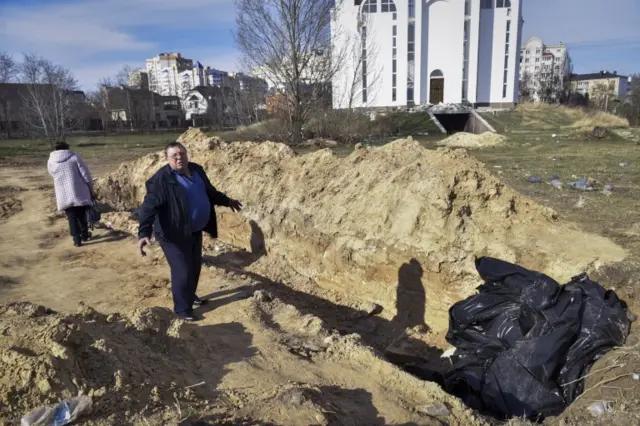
(48, 142, 95, 247)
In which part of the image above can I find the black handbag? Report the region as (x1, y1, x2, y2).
(86, 200, 101, 229)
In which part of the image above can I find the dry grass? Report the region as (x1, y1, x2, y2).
(485, 104, 631, 133)
(570, 112, 630, 130)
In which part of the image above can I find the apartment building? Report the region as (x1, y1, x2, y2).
(519, 37, 572, 99)
(145, 53, 198, 98)
(571, 71, 629, 99)
(331, 0, 524, 109)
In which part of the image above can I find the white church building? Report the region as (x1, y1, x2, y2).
(331, 0, 524, 109)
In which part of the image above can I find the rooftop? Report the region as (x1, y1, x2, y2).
(572, 71, 628, 81)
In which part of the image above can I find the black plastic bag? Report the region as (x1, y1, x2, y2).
(408, 257, 631, 420)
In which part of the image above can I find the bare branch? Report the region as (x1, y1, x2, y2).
(18, 54, 78, 145)
(234, 0, 348, 144)
(0, 52, 17, 83)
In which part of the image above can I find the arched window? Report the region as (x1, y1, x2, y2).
(431, 70, 444, 78)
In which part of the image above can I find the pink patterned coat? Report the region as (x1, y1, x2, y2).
(47, 150, 94, 211)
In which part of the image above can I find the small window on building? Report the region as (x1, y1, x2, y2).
(503, 84, 508, 98)
(481, 0, 493, 9)
(380, 0, 396, 13)
(392, 89, 397, 101)
(392, 12, 397, 20)
(497, 0, 504, 7)
(362, 0, 377, 13)
(392, 26, 397, 36)
(409, 0, 415, 18)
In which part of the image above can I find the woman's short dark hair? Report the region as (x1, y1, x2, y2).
(54, 142, 70, 151)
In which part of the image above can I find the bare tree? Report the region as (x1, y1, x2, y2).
(115, 65, 136, 87)
(0, 52, 18, 83)
(234, 0, 348, 144)
(589, 82, 613, 111)
(0, 52, 19, 139)
(337, 12, 381, 111)
(518, 71, 532, 102)
(19, 54, 78, 146)
(622, 74, 640, 126)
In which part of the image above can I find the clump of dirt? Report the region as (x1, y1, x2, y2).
(0, 197, 22, 219)
(0, 186, 24, 220)
(102, 212, 140, 235)
(95, 129, 626, 333)
(436, 132, 506, 148)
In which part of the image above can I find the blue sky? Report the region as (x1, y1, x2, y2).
(1, 0, 639, 91)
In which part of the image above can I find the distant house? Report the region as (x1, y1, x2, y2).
(570, 71, 629, 99)
(100, 86, 183, 129)
(182, 86, 230, 127)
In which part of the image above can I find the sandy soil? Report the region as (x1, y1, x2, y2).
(0, 166, 482, 425)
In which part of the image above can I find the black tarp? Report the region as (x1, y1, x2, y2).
(405, 257, 631, 420)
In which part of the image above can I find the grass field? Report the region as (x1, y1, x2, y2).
(473, 106, 640, 255)
(0, 133, 183, 175)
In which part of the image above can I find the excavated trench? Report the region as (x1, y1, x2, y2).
(93, 129, 628, 417)
(95, 129, 626, 333)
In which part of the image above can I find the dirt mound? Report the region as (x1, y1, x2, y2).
(95, 132, 626, 332)
(0, 302, 217, 424)
(436, 132, 506, 148)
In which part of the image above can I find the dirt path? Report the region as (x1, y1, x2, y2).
(0, 167, 169, 313)
(0, 166, 479, 425)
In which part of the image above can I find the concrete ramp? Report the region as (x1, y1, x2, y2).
(427, 104, 496, 135)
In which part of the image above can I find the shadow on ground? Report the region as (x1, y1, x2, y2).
(179, 385, 431, 426)
(201, 221, 445, 372)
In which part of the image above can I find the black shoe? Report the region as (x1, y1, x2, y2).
(73, 238, 82, 247)
(193, 297, 209, 307)
(82, 232, 92, 242)
(177, 313, 199, 322)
